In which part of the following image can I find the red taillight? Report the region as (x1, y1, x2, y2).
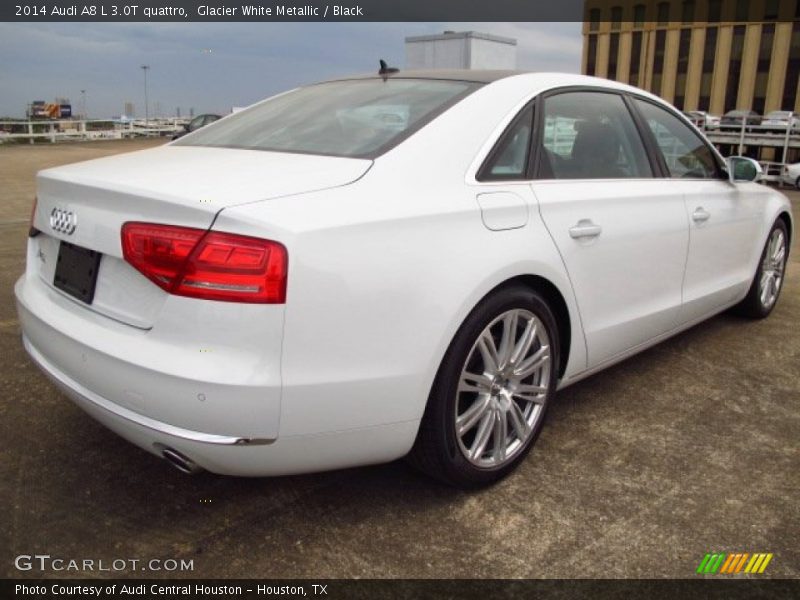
(121, 222, 287, 304)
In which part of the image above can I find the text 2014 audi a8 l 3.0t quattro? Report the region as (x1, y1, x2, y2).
(16, 70, 792, 486)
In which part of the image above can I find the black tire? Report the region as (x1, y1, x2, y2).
(734, 219, 789, 319)
(408, 285, 560, 487)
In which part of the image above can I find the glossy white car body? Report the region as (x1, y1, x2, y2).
(15, 72, 793, 477)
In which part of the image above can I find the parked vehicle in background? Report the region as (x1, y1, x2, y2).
(683, 111, 704, 127)
(686, 110, 720, 129)
(762, 110, 800, 132)
(172, 113, 222, 139)
(15, 71, 793, 487)
(720, 109, 762, 130)
(781, 161, 800, 188)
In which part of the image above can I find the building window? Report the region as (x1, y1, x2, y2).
(608, 33, 620, 80)
(589, 8, 600, 31)
(726, 26, 746, 112)
(586, 34, 598, 76)
(630, 31, 643, 87)
(783, 23, 800, 111)
(754, 24, 776, 115)
(611, 6, 622, 30)
(708, 0, 722, 22)
(682, 0, 695, 23)
(634, 4, 645, 27)
(699, 27, 718, 111)
(674, 29, 692, 109)
(653, 29, 667, 95)
(735, 0, 749, 21)
(657, 2, 670, 24)
(764, 0, 779, 20)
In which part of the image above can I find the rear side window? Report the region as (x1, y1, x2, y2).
(634, 99, 723, 179)
(175, 79, 478, 159)
(538, 91, 653, 179)
(479, 105, 534, 180)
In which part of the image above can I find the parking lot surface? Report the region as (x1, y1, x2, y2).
(0, 140, 798, 578)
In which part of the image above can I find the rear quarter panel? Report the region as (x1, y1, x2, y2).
(216, 172, 583, 441)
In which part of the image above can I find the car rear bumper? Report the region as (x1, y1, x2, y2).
(22, 334, 274, 447)
(20, 331, 418, 476)
(15, 272, 419, 476)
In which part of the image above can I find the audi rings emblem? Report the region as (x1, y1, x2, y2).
(50, 207, 77, 235)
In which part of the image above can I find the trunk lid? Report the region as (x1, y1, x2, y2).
(31, 145, 371, 328)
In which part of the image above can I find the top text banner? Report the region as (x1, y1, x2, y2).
(3, 0, 586, 22)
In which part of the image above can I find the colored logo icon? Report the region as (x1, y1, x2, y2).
(697, 553, 773, 574)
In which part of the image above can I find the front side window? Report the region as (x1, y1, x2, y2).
(538, 92, 652, 180)
(634, 99, 722, 179)
(175, 79, 478, 158)
(480, 105, 534, 180)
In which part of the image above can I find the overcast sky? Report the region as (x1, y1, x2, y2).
(0, 22, 581, 118)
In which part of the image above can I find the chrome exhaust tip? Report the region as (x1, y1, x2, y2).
(156, 445, 203, 474)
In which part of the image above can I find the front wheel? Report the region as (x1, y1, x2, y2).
(735, 220, 788, 318)
(409, 286, 559, 487)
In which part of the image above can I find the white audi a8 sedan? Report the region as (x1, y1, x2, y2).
(16, 70, 792, 486)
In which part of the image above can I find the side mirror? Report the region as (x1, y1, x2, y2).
(726, 156, 762, 183)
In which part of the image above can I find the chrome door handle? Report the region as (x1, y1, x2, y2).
(569, 220, 602, 239)
(692, 207, 711, 223)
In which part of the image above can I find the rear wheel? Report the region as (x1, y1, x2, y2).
(735, 220, 788, 318)
(409, 286, 559, 487)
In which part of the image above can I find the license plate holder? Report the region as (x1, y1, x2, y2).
(54, 241, 102, 304)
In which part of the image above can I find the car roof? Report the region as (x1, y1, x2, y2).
(312, 70, 679, 117)
(327, 69, 527, 84)
(323, 70, 668, 100)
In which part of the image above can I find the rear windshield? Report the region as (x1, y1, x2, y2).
(174, 78, 479, 158)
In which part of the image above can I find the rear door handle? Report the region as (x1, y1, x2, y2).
(569, 220, 602, 239)
(692, 207, 711, 223)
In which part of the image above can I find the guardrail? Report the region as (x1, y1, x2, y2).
(0, 118, 186, 144)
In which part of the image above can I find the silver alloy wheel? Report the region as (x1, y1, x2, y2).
(454, 309, 551, 468)
(759, 228, 787, 309)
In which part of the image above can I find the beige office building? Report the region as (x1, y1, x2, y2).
(582, 0, 800, 115)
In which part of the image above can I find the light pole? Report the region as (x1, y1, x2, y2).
(140, 65, 150, 132)
(80, 89, 86, 119)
